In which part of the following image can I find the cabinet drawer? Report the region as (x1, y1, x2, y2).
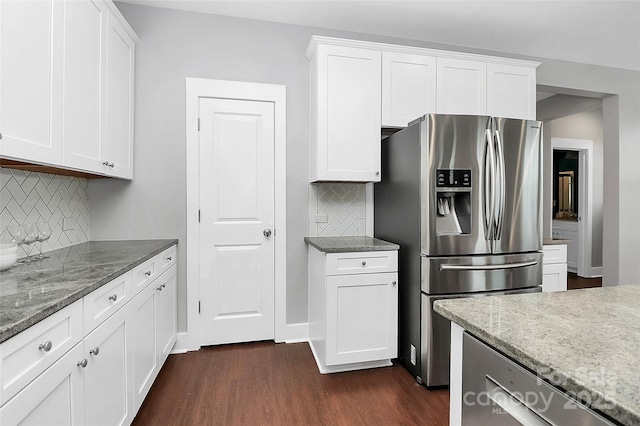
(0, 299, 83, 405)
(542, 244, 567, 264)
(326, 251, 398, 276)
(157, 245, 177, 276)
(83, 271, 132, 335)
(131, 255, 158, 295)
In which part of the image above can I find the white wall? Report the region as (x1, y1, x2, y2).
(89, 3, 640, 334)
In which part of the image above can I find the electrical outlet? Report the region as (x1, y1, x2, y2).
(62, 217, 74, 231)
(410, 344, 417, 365)
(314, 214, 328, 223)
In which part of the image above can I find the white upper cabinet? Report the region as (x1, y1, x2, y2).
(308, 38, 382, 182)
(103, 11, 136, 179)
(0, 0, 137, 179)
(0, 0, 64, 165)
(382, 52, 437, 128)
(487, 63, 537, 120)
(62, 0, 108, 175)
(437, 57, 487, 115)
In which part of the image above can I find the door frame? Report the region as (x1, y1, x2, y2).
(550, 138, 599, 277)
(184, 78, 287, 351)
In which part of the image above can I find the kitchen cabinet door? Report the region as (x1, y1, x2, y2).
(0, 0, 63, 165)
(487, 63, 536, 120)
(62, 0, 108, 175)
(84, 304, 134, 426)
(103, 10, 136, 179)
(542, 262, 568, 292)
(155, 266, 177, 367)
(130, 280, 159, 411)
(309, 42, 382, 182)
(436, 57, 487, 115)
(325, 272, 398, 366)
(0, 344, 85, 426)
(382, 51, 436, 128)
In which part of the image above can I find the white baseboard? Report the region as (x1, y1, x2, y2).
(283, 322, 309, 343)
(172, 332, 199, 354)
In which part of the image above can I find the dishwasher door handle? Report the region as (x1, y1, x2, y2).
(440, 260, 537, 271)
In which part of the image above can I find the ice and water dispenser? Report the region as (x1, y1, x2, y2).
(435, 169, 471, 235)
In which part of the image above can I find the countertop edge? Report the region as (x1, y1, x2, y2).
(304, 237, 400, 253)
(433, 301, 638, 425)
(0, 239, 178, 343)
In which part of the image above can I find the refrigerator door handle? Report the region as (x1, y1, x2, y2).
(440, 260, 538, 271)
(494, 129, 506, 240)
(483, 128, 496, 241)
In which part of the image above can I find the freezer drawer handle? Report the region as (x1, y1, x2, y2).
(440, 260, 537, 271)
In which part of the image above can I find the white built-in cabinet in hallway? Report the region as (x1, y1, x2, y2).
(308, 246, 398, 373)
(307, 41, 382, 182)
(307, 36, 539, 183)
(0, 0, 137, 179)
(0, 246, 177, 426)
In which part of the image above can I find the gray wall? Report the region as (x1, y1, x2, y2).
(540, 101, 604, 269)
(89, 3, 640, 334)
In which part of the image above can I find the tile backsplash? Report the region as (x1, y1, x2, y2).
(308, 182, 368, 237)
(0, 168, 90, 258)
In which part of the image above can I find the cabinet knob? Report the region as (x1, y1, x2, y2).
(361, 261, 366, 266)
(77, 359, 88, 368)
(109, 294, 118, 302)
(102, 161, 110, 167)
(157, 286, 163, 292)
(167, 256, 172, 261)
(0, 132, 3, 140)
(392, 281, 397, 286)
(145, 271, 152, 277)
(39, 341, 53, 352)
(375, 171, 380, 176)
(90, 347, 100, 356)
(109, 163, 114, 168)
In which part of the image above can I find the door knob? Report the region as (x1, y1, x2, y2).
(263, 229, 272, 238)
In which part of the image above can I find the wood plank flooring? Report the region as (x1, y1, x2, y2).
(132, 341, 449, 425)
(567, 272, 602, 290)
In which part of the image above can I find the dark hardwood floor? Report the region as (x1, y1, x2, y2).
(132, 341, 449, 425)
(567, 272, 602, 290)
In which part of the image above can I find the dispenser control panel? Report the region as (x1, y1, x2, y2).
(436, 169, 471, 188)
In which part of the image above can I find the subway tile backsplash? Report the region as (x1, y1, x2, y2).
(0, 168, 90, 258)
(308, 182, 367, 237)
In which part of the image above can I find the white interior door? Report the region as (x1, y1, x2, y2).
(199, 97, 275, 346)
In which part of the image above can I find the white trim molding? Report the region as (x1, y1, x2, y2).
(185, 78, 287, 351)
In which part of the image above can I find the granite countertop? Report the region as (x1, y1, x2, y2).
(0, 239, 177, 343)
(304, 236, 399, 253)
(434, 285, 640, 425)
(543, 237, 572, 245)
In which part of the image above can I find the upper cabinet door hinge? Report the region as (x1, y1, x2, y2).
(198, 301, 201, 314)
(198, 118, 201, 131)
(198, 210, 201, 222)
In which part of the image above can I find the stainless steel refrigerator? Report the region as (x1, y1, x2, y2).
(374, 114, 543, 387)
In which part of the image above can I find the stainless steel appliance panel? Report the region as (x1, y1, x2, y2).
(462, 333, 616, 426)
(491, 117, 543, 254)
(421, 252, 542, 294)
(421, 115, 493, 257)
(422, 286, 542, 388)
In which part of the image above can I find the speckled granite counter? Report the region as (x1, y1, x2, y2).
(543, 237, 571, 245)
(304, 236, 399, 253)
(434, 285, 640, 425)
(0, 239, 177, 343)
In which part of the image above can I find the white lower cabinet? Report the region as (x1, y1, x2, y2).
(131, 264, 177, 410)
(84, 305, 133, 426)
(308, 247, 398, 373)
(0, 245, 177, 426)
(0, 344, 85, 426)
(542, 244, 568, 292)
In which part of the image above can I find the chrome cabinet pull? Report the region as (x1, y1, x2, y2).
(167, 256, 172, 261)
(39, 341, 53, 352)
(102, 161, 110, 166)
(109, 294, 118, 302)
(361, 261, 367, 266)
(90, 347, 100, 356)
(157, 286, 163, 292)
(109, 163, 114, 168)
(392, 281, 397, 286)
(77, 359, 88, 368)
(144, 271, 152, 277)
(375, 171, 380, 176)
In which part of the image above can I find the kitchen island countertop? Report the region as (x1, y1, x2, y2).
(434, 285, 640, 425)
(304, 236, 399, 253)
(0, 239, 177, 343)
